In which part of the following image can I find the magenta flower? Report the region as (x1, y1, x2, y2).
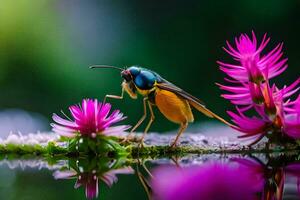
(218, 31, 300, 143)
(219, 31, 287, 83)
(51, 99, 130, 138)
(227, 79, 300, 140)
(151, 161, 263, 200)
(54, 167, 134, 199)
(283, 95, 300, 138)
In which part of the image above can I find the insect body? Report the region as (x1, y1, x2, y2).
(90, 65, 231, 147)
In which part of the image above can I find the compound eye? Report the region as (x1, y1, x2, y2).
(121, 70, 132, 82)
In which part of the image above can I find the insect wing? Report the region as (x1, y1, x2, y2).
(156, 82, 219, 118)
(156, 82, 206, 107)
(156, 82, 234, 126)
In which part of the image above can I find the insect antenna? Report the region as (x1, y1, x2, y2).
(89, 65, 124, 71)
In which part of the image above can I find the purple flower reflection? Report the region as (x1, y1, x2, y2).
(53, 167, 134, 199)
(234, 158, 285, 200)
(151, 161, 263, 200)
(286, 163, 300, 195)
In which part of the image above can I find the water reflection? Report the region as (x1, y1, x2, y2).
(0, 153, 299, 200)
(233, 157, 285, 200)
(53, 157, 134, 199)
(149, 154, 300, 200)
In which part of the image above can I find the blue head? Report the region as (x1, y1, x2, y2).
(121, 66, 160, 90)
(90, 65, 162, 91)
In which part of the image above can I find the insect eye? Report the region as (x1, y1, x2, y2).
(121, 70, 132, 82)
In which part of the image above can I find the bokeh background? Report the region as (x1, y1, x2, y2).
(0, 0, 300, 199)
(0, 0, 299, 133)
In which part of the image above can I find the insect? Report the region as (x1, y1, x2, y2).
(90, 65, 232, 147)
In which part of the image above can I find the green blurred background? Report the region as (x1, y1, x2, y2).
(0, 0, 299, 132)
(0, 0, 300, 199)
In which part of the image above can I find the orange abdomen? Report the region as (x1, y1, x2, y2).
(155, 89, 194, 124)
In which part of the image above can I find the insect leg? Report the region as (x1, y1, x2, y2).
(103, 87, 124, 103)
(103, 88, 129, 142)
(139, 101, 155, 145)
(130, 97, 148, 133)
(170, 122, 188, 148)
(120, 97, 148, 143)
(136, 160, 152, 200)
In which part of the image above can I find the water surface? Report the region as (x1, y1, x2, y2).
(0, 152, 299, 200)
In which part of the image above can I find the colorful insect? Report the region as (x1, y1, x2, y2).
(90, 65, 232, 147)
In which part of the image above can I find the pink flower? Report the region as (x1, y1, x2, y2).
(218, 31, 300, 143)
(227, 107, 271, 137)
(219, 31, 287, 83)
(51, 99, 130, 138)
(227, 82, 300, 140)
(53, 167, 134, 200)
(217, 82, 264, 106)
(283, 95, 300, 138)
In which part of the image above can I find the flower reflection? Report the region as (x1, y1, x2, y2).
(53, 158, 134, 199)
(151, 160, 263, 200)
(151, 157, 300, 200)
(233, 157, 285, 200)
(285, 163, 300, 195)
